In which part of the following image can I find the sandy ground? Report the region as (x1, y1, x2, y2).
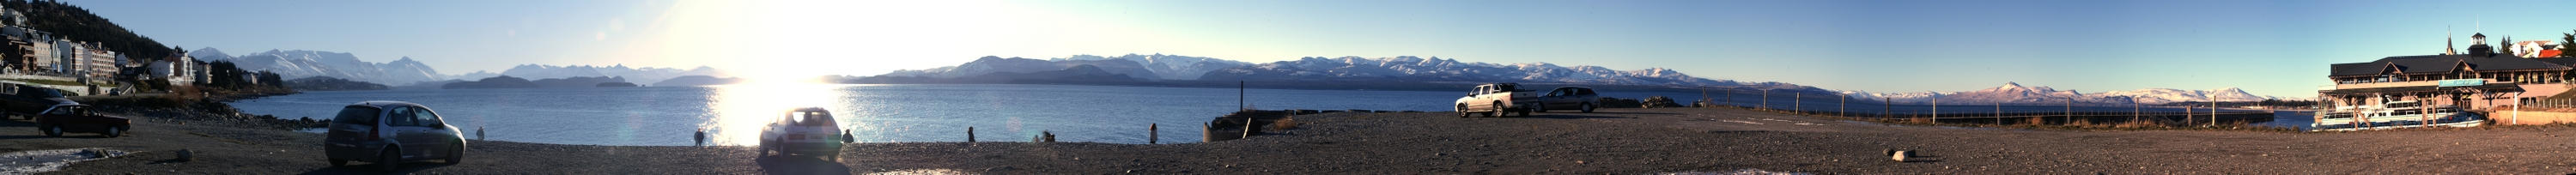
(10, 107, 2576, 174)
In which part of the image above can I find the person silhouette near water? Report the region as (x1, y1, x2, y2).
(476, 126, 485, 141)
(695, 129, 707, 146)
(841, 130, 854, 143)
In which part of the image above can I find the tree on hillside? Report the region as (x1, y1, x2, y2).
(207, 61, 245, 88)
(0, 0, 174, 59)
(256, 70, 283, 88)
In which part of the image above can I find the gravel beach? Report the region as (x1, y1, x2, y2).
(10, 107, 2576, 174)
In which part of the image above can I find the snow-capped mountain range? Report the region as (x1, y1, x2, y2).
(1839, 82, 2295, 105)
(193, 47, 725, 86)
(194, 48, 447, 85)
(1054, 53, 1250, 80)
(882, 56, 1163, 80)
(1199, 56, 1743, 87)
(878, 55, 1799, 90)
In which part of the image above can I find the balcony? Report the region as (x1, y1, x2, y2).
(2333, 79, 2503, 89)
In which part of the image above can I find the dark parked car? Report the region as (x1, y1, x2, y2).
(1530, 87, 1600, 113)
(761, 107, 846, 160)
(34, 105, 127, 137)
(322, 100, 466, 172)
(1, 84, 75, 120)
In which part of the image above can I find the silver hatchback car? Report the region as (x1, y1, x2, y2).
(322, 100, 467, 172)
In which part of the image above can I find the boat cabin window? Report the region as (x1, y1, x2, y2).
(2391, 110, 2421, 116)
(2435, 108, 2458, 113)
(2385, 103, 2418, 108)
(2323, 113, 2353, 119)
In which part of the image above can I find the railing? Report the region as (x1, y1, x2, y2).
(1672, 88, 2281, 126)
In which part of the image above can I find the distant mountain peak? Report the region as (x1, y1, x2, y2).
(1854, 82, 2275, 105)
(1200, 56, 1748, 87)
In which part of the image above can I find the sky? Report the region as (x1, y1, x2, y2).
(70, 0, 2576, 97)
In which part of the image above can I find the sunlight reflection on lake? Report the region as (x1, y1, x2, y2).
(705, 82, 850, 146)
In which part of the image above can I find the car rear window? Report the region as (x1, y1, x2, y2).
(797, 112, 834, 126)
(27, 88, 60, 98)
(334, 106, 381, 124)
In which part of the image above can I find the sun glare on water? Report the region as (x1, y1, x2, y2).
(700, 75, 851, 146)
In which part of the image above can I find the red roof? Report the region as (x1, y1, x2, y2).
(2545, 50, 2564, 57)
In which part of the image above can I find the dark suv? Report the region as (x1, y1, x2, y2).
(322, 100, 466, 172)
(1, 84, 75, 120)
(1531, 87, 1600, 113)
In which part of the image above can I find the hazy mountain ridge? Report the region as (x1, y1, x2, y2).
(454, 64, 723, 86)
(1199, 56, 1741, 87)
(884, 56, 1161, 80)
(196, 47, 725, 87)
(1840, 82, 2287, 105)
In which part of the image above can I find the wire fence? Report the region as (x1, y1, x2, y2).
(1657, 88, 2279, 125)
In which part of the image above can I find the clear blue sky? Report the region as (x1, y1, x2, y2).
(70, 0, 2576, 97)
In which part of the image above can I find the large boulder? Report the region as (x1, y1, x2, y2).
(1641, 96, 1684, 108)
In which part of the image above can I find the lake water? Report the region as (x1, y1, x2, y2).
(234, 84, 1704, 146)
(231, 84, 2302, 146)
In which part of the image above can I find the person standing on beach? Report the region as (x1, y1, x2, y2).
(695, 129, 707, 146)
(841, 130, 854, 143)
(476, 126, 485, 141)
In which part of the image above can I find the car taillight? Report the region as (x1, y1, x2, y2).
(367, 127, 381, 141)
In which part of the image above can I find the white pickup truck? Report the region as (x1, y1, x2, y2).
(1455, 83, 1538, 118)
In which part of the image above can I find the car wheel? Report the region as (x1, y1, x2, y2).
(1533, 104, 1547, 112)
(331, 159, 348, 166)
(378, 148, 402, 172)
(42, 124, 62, 137)
(445, 142, 464, 164)
(1516, 106, 1531, 117)
(1456, 104, 1470, 118)
(101, 126, 121, 137)
(1581, 103, 1595, 113)
(1489, 102, 1506, 118)
(760, 144, 775, 157)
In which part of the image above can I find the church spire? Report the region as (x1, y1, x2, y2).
(2446, 26, 2457, 55)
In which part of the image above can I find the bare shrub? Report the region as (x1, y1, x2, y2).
(1272, 117, 1300, 130)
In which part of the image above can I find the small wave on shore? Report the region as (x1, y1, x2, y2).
(865, 168, 973, 175)
(0, 148, 130, 174)
(1660, 169, 1811, 175)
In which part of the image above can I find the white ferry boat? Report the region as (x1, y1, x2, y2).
(2312, 101, 2487, 131)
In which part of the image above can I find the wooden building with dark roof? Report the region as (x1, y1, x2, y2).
(2321, 54, 2574, 112)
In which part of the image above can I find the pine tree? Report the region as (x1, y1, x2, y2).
(2561, 31, 2575, 57)
(2504, 36, 2518, 57)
